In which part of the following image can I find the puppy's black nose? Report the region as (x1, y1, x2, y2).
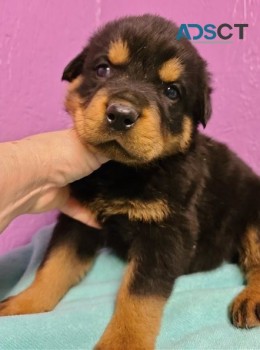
(106, 104, 139, 131)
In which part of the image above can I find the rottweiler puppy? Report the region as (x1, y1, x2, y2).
(0, 14, 260, 350)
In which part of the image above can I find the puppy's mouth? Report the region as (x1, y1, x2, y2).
(87, 117, 163, 165)
(96, 140, 138, 163)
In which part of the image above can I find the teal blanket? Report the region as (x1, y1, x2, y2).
(0, 226, 259, 349)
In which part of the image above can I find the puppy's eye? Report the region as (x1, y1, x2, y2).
(164, 84, 180, 100)
(96, 64, 111, 78)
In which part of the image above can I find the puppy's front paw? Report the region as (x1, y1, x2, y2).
(0, 290, 54, 316)
(0, 295, 33, 316)
(230, 287, 260, 328)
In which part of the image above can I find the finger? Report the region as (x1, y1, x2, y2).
(59, 196, 101, 229)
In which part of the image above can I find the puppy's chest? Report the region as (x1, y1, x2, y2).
(87, 196, 170, 224)
(70, 162, 171, 224)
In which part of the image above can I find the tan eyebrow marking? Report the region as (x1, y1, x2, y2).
(159, 57, 183, 82)
(108, 39, 130, 65)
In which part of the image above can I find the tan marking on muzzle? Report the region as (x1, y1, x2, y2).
(163, 116, 193, 156)
(123, 105, 164, 162)
(65, 85, 109, 143)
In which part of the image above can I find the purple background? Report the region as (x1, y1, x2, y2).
(0, 0, 259, 254)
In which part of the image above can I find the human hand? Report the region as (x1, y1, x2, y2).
(0, 129, 108, 232)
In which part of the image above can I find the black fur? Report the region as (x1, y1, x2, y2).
(58, 14, 260, 299)
(64, 15, 211, 129)
(63, 133, 259, 298)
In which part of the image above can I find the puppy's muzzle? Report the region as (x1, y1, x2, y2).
(106, 103, 140, 131)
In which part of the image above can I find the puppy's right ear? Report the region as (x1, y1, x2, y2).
(62, 51, 86, 82)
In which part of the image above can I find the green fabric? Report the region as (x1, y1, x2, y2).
(0, 226, 259, 349)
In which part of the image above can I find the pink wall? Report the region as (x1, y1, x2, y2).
(0, 0, 259, 254)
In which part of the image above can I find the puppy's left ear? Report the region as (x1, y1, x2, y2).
(194, 68, 212, 128)
(62, 51, 86, 82)
(195, 84, 212, 128)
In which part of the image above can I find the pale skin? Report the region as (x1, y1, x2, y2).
(0, 129, 108, 233)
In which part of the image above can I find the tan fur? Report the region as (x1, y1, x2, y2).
(124, 105, 164, 162)
(65, 86, 165, 164)
(163, 116, 193, 156)
(87, 104, 165, 164)
(231, 282, 260, 328)
(241, 226, 260, 271)
(0, 246, 91, 316)
(89, 197, 170, 223)
(159, 57, 183, 82)
(65, 80, 192, 166)
(95, 261, 166, 350)
(179, 116, 193, 151)
(231, 226, 260, 328)
(67, 75, 83, 92)
(65, 82, 109, 142)
(108, 39, 130, 65)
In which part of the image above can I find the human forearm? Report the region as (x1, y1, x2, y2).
(0, 136, 51, 231)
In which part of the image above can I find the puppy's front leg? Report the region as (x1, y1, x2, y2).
(95, 261, 165, 350)
(95, 226, 191, 350)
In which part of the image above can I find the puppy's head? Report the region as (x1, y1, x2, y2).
(63, 15, 212, 165)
